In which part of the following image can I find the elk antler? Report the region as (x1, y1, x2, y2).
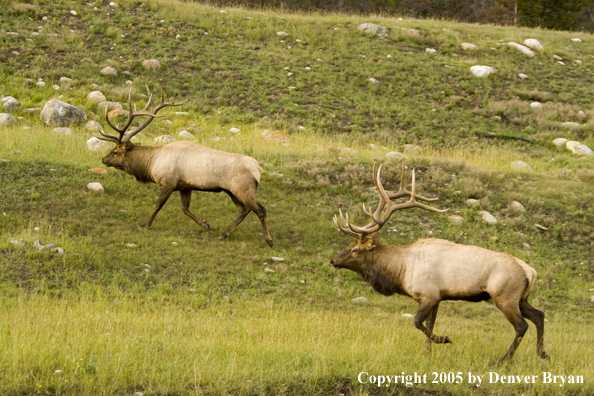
(97, 86, 182, 144)
(334, 163, 448, 240)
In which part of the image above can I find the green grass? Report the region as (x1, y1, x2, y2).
(1, 0, 594, 395)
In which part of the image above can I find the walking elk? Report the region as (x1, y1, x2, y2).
(331, 164, 548, 362)
(96, 88, 274, 248)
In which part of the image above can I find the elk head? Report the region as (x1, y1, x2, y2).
(97, 87, 181, 169)
(330, 163, 448, 271)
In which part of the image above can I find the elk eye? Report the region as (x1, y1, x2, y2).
(352, 248, 359, 253)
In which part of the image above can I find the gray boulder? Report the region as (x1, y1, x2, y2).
(0, 113, 17, 127)
(40, 99, 86, 126)
(2, 97, 21, 112)
(358, 23, 390, 38)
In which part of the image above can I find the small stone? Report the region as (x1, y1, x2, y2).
(142, 59, 160, 70)
(53, 127, 72, 135)
(52, 85, 60, 90)
(154, 135, 175, 144)
(34, 227, 41, 232)
(552, 138, 568, 148)
(460, 43, 478, 51)
(87, 137, 112, 153)
(534, 224, 548, 231)
(523, 243, 531, 250)
(172, 242, 179, 246)
(523, 39, 543, 51)
(357, 23, 389, 38)
(305, 66, 311, 71)
(589, 296, 594, 303)
(10, 238, 27, 249)
(448, 215, 464, 224)
(566, 141, 593, 156)
(402, 313, 414, 318)
(277, 31, 288, 36)
(508, 42, 535, 57)
(126, 243, 138, 248)
(87, 91, 106, 103)
(352, 297, 369, 304)
(571, 38, 582, 43)
(385, 151, 404, 160)
(264, 267, 275, 273)
(89, 168, 107, 174)
(100, 66, 117, 76)
(479, 211, 497, 225)
(229, 127, 241, 133)
(2, 97, 21, 112)
(519, 73, 528, 79)
(51, 247, 65, 255)
(368, 77, 380, 84)
(470, 65, 494, 77)
(530, 102, 542, 109)
(0, 113, 17, 127)
(85, 120, 103, 133)
(554, 55, 563, 61)
(264, 134, 290, 143)
(299, 280, 305, 285)
(54, 370, 63, 375)
(70, 10, 77, 16)
(178, 131, 195, 140)
(287, 72, 294, 77)
(465, 199, 480, 207)
(36, 81, 46, 87)
(86, 182, 105, 193)
(425, 48, 436, 53)
(508, 201, 526, 214)
(271, 257, 285, 262)
(511, 160, 533, 171)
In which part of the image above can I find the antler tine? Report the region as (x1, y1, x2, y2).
(121, 86, 182, 142)
(385, 162, 438, 202)
(333, 214, 364, 240)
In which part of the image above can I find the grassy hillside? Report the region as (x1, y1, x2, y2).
(1, 0, 594, 395)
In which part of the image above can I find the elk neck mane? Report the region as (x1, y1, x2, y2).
(123, 144, 159, 183)
(361, 244, 409, 297)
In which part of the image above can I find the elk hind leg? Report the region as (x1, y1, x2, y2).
(138, 185, 175, 229)
(497, 301, 529, 363)
(244, 198, 274, 249)
(180, 190, 211, 231)
(219, 191, 250, 240)
(520, 299, 549, 359)
(414, 300, 451, 347)
(423, 303, 441, 353)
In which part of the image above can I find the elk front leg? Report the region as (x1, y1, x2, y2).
(414, 300, 451, 346)
(180, 190, 211, 231)
(520, 299, 549, 360)
(498, 302, 529, 363)
(423, 303, 441, 353)
(137, 185, 175, 229)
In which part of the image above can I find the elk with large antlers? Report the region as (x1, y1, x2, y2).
(331, 164, 548, 362)
(97, 87, 274, 248)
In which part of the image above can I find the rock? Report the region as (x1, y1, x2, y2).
(425, 48, 436, 53)
(107, 108, 129, 124)
(534, 224, 548, 231)
(0, 113, 17, 127)
(10, 238, 26, 250)
(53, 127, 72, 135)
(511, 160, 533, 171)
(357, 23, 389, 38)
(530, 102, 542, 109)
(87, 137, 112, 153)
(561, 122, 580, 128)
(588, 296, 594, 303)
(97, 101, 123, 114)
(352, 296, 370, 304)
(276, 31, 289, 37)
(460, 43, 478, 50)
(86, 91, 106, 103)
(571, 38, 582, 43)
(86, 182, 104, 192)
(553, 55, 563, 61)
(523, 38, 543, 51)
(448, 215, 464, 224)
(100, 66, 117, 76)
(519, 73, 528, 79)
(40, 99, 86, 126)
(264, 134, 290, 143)
(264, 267, 275, 273)
(229, 127, 241, 133)
(85, 120, 103, 133)
(552, 138, 568, 148)
(142, 59, 160, 70)
(2, 97, 20, 112)
(566, 141, 593, 156)
(341, 147, 356, 155)
(51, 247, 65, 255)
(385, 151, 404, 161)
(368, 77, 380, 84)
(89, 167, 107, 174)
(479, 211, 497, 225)
(508, 42, 535, 57)
(402, 313, 414, 318)
(178, 130, 195, 140)
(470, 65, 494, 77)
(465, 199, 480, 207)
(271, 257, 285, 262)
(154, 135, 175, 144)
(59, 76, 73, 89)
(36, 81, 46, 87)
(508, 201, 526, 214)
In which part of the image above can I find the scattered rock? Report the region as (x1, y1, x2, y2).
(126, 243, 137, 248)
(448, 215, 464, 224)
(154, 135, 175, 144)
(0, 113, 17, 127)
(229, 127, 241, 133)
(588, 296, 594, 303)
(276, 31, 289, 37)
(142, 59, 160, 70)
(352, 296, 370, 304)
(87, 137, 112, 153)
(264, 267, 275, 273)
(425, 48, 436, 53)
(553, 55, 563, 61)
(479, 211, 497, 225)
(86, 91, 106, 103)
(36, 81, 46, 87)
(523, 39, 543, 51)
(470, 65, 494, 77)
(402, 313, 414, 318)
(89, 167, 107, 174)
(552, 138, 568, 148)
(97, 101, 123, 114)
(511, 160, 533, 171)
(59, 76, 73, 89)
(460, 43, 478, 50)
(368, 77, 380, 84)
(85, 120, 103, 133)
(519, 73, 528, 79)
(10, 238, 27, 250)
(530, 102, 542, 109)
(271, 257, 285, 262)
(508, 42, 535, 57)
(86, 182, 105, 192)
(566, 141, 593, 156)
(2, 97, 21, 112)
(178, 130, 195, 140)
(571, 38, 582, 43)
(40, 99, 86, 126)
(265, 134, 290, 143)
(508, 201, 526, 214)
(561, 122, 581, 128)
(358, 23, 389, 38)
(53, 127, 72, 135)
(385, 151, 404, 160)
(100, 66, 117, 76)
(465, 199, 480, 207)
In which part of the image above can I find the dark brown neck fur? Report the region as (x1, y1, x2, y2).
(360, 244, 409, 297)
(123, 144, 158, 183)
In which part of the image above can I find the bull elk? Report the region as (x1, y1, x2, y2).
(96, 88, 274, 248)
(331, 164, 548, 362)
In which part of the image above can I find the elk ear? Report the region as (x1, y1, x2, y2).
(363, 232, 380, 251)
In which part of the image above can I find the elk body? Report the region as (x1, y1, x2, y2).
(97, 89, 274, 248)
(331, 165, 548, 362)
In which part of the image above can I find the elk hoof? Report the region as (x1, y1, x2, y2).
(202, 223, 211, 231)
(540, 352, 550, 360)
(443, 336, 452, 344)
(266, 240, 275, 249)
(219, 233, 229, 240)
